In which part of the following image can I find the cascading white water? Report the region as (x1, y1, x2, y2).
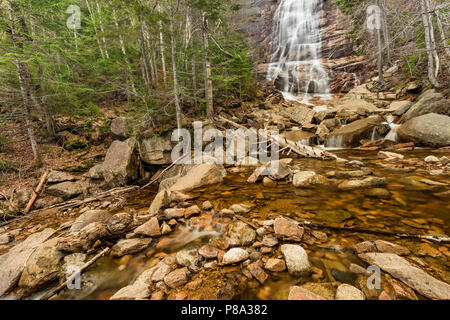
(384, 115, 401, 142)
(267, 0, 330, 102)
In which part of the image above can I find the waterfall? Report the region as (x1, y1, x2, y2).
(267, 0, 330, 102)
(384, 115, 401, 142)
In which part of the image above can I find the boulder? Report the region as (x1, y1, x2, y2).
(293, 171, 328, 188)
(47, 171, 76, 184)
(0, 228, 55, 296)
(111, 238, 152, 257)
(110, 117, 132, 140)
(101, 138, 139, 187)
(325, 116, 383, 148)
(373, 240, 410, 255)
(402, 89, 450, 122)
(359, 252, 450, 300)
(139, 136, 172, 165)
(397, 113, 450, 148)
(264, 258, 286, 272)
(46, 182, 84, 200)
(170, 163, 225, 192)
(18, 238, 64, 292)
(16, 189, 32, 208)
(286, 106, 315, 126)
(281, 244, 311, 276)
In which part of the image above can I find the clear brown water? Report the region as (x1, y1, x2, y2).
(2, 150, 449, 300)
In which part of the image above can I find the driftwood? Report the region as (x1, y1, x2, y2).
(140, 153, 189, 190)
(24, 170, 49, 214)
(215, 115, 346, 162)
(30, 186, 139, 214)
(40, 247, 110, 300)
(300, 220, 450, 244)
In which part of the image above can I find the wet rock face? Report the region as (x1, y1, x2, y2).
(235, 0, 366, 93)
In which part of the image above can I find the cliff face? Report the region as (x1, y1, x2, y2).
(234, 0, 369, 93)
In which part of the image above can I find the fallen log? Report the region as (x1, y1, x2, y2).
(24, 170, 49, 214)
(215, 115, 347, 162)
(40, 247, 110, 300)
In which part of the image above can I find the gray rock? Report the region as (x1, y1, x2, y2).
(0, 228, 55, 296)
(175, 244, 203, 272)
(139, 136, 172, 165)
(110, 117, 132, 140)
(288, 286, 325, 300)
(134, 217, 160, 237)
(335, 284, 365, 300)
(101, 138, 139, 187)
(274, 217, 304, 241)
(16, 189, 33, 208)
(111, 238, 152, 257)
(18, 238, 63, 292)
(325, 116, 383, 148)
(46, 181, 84, 200)
(293, 171, 328, 188)
(398, 113, 450, 148)
(359, 252, 450, 300)
(229, 221, 256, 246)
(222, 248, 249, 265)
(164, 268, 188, 288)
(402, 89, 450, 122)
(281, 244, 311, 276)
(170, 163, 225, 192)
(338, 177, 387, 190)
(47, 170, 76, 184)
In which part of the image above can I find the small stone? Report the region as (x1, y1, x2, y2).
(184, 205, 201, 218)
(424, 156, 440, 163)
(222, 248, 249, 265)
(349, 263, 367, 274)
(176, 244, 203, 272)
(161, 222, 172, 235)
(374, 240, 410, 255)
(134, 217, 161, 237)
(274, 217, 304, 241)
(263, 177, 276, 187)
(186, 279, 203, 291)
(231, 204, 252, 214)
(354, 241, 377, 254)
(151, 262, 171, 282)
(170, 191, 193, 202)
(175, 291, 187, 300)
(416, 243, 442, 258)
(111, 238, 152, 257)
(164, 269, 188, 288)
(202, 201, 213, 210)
(335, 284, 365, 300)
(164, 208, 185, 219)
(288, 286, 325, 300)
(264, 258, 286, 272)
(261, 235, 278, 247)
(151, 291, 165, 300)
(198, 245, 218, 259)
(248, 262, 268, 284)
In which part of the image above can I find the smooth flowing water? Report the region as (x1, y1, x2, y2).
(2, 150, 448, 300)
(267, 0, 330, 102)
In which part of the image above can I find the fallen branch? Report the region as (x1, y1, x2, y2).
(24, 170, 49, 214)
(140, 153, 188, 190)
(30, 186, 139, 214)
(40, 247, 110, 300)
(300, 220, 450, 244)
(215, 115, 346, 162)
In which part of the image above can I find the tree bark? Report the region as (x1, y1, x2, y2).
(202, 12, 214, 117)
(420, 0, 440, 87)
(169, 7, 183, 129)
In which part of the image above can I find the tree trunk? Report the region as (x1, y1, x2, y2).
(169, 9, 183, 129)
(95, 1, 109, 59)
(157, 3, 167, 84)
(202, 12, 214, 117)
(420, 0, 440, 87)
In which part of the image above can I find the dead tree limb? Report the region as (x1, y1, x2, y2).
(40, 247, 110, 300)
(215, 115, 347, 162)
(24, 170, 48, 214)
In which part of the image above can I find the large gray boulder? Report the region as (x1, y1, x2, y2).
(101, 138, 139, 187)
(401, 90, 450, 122)
(286, 106, 315, 126)
(46, 181, 84, 200)
(110, 117, 132, 140)
(0, 228, 55, 296)
(139, 136, 172, 165)
(325, 116, 383, 148)
(397, 113, 450, 148)
(170, 163, 225, 192)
